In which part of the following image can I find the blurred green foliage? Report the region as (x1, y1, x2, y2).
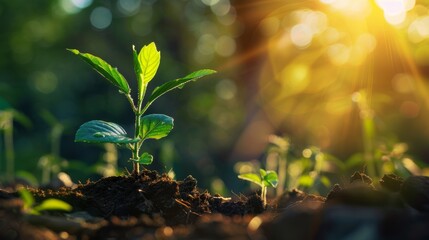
(2, 0, 429, 196)
(0, 0, 241, 187)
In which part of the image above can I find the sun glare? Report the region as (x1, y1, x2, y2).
(229, 0, 429, 157)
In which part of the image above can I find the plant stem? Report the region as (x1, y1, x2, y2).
(4, 118, 14, 181)
(124, 93, 142, 175)
(137, 84, 146, 114)
(355, 91, 377, 178)
(362, 117, 376, 177)
(276, 153, 287, 196)
(261, 186, 267, 208)
(132, 113, 142, 174)
(124, 93, 138, 114)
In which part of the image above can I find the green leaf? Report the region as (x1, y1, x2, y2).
(131, 152, 153, 165)
(238, 173, 262, 187)
(139, 114, 174, 141)
(320, 175, 331, 188)
(11, 109, 32, 128)
(262, 170, 278, 188)
(75, 120, 139, 144)
(16, 171, 39, 186)
(33, 199, 72, 212)
(138, 42, 160, 85)
(259, 169, 267, 178)
(68, 49, 130, 94)
(0, 109, 32, 129)
(132, 45, 146, 104)
(144, 69, 216, 111)
(298, 175, 314, 188)
(18, 188, 34, 209)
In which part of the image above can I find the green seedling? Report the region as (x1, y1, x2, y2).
(238, 169, 278, 207)
(38, 110, 66, 184)
(68, 42, 215, 174)
(266, 134, 289, 196)
(0, 98, 31, 181)
(18, 188, 72, 215)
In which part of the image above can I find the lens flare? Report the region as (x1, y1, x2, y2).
(224, 0, 429, 160)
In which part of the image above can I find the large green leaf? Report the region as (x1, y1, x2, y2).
(143, 69, 216, 111)
(139, 114, 174, 141)
(68, 49, 130, 94)
(75, 120, 139, 144)
(238, 173, 262, 187)
(262, 170, 278, 188)
(138, 42, 160, 85)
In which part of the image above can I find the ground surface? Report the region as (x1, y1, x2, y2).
(0, 170, 429, 239)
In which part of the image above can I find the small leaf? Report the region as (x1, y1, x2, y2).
(68, 49, 130, 94)
(138, 42, 161, 84)
(238, 173, 262, 187)
(298, 175, 314, 188)
(0, 109, 32, 129)
(33, 199, 72, 212)
(131, 152, 153, 165)
(18, 188, 34, 209)
(75, 120, 139, 144)
(259, 169, 267, 178)
(144, 69, 216, 111)
(133, 45, 146, 104)
(262, 170, 278, 188)
(320, 175, 331, 188)
(10, 109, 32, 128)
(139, 114, 174, 141)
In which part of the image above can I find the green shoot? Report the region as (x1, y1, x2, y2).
(38, 110, 65, 184)
(238, 169, 278, 207)
(0, 101, 31, 181)
(353, 90, 377, 178)
(18, 188, 72, 215)
(69, 42, 216, 174)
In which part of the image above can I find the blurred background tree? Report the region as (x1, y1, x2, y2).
(1, 0, 429, 194)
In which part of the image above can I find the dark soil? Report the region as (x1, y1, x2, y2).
(1, 170, 429, 239)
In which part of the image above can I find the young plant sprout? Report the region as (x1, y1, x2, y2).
(68, 42, 215, 174)
(238, 169, 278, 207)
(18, 188, 72, 215)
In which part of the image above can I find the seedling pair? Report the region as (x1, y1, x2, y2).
(18, 188, 72, 215)
(238, 169, 278, 207)
(69, 42, 215, 174)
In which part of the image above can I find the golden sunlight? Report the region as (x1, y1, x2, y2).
(230, 0, 429, 164)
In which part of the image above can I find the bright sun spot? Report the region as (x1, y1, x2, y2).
(375, 0, 416, 25)
(243, 0, 429, 154)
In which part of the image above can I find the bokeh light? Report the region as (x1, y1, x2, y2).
(117, 0, 142, 16)
(90, 7, 112, 29)
(60, 0, 93, 14)
(375, 0, 415, 25)
(219, 0, 429, 169)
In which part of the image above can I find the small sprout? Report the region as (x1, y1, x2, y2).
(69, 42, 216, 174)
(238, 169, 278, 207)
(18, 188, 72, 215)
(131, 152, 154, 165)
